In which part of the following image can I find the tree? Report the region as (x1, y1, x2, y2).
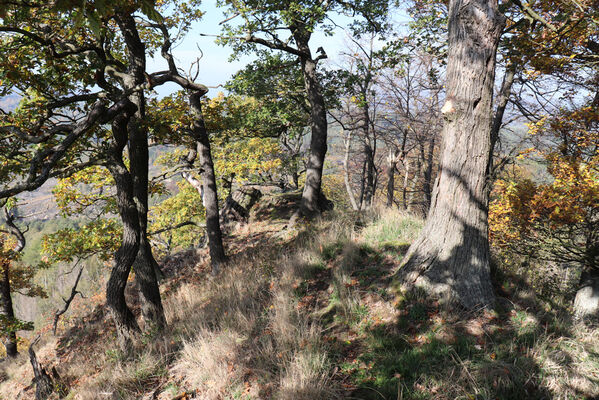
(397, 0, 505, 308)
(219, 0, 388, 218)
(329, 34, 385, 210)
(0, 206, 43, 357)
(490, 104, 599, 314)
(0, 0, 205, 346)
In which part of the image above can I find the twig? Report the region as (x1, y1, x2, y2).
(52, 266, 84, 335)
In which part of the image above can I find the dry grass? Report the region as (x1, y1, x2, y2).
(1, 206, 599, 399)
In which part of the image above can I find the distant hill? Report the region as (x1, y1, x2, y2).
(0, 93, 20, 112)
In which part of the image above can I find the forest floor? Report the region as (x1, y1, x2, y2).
(1, 202, 598, 399)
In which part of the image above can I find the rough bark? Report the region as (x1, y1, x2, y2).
(296, 37, 328, 218)
(105, 105, 141, 351)
(0, 258, 17, 357)
(363, 142, 375, 209)
(1, 207, 26, 357)
(28, 337, 53, 400)
(398, 0, 505, 309)
(117, 13, 166, 330)
(189, 92, 226, 272)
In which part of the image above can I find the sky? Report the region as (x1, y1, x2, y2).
(148, 0, 406, 98)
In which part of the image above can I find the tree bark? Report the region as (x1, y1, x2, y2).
(344, 130, 359, 210)
(363, 142, 375, 208)
(401, 157, 411, 210)
(296, 42, 328, 217)
(117, 13, 166, 330)
(0, 257, 17, 358)
(189, 93, 226, 271)
(386, 149, 397, 208)
(1, 207, 26, 357)
(397, 0, 505, 309)
(28, 337, 53, 400)
(105, 105, 141, 351)
(422, 136, 436, 214)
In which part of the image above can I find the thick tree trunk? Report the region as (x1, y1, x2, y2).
(117, 13, 166, 329)
(298, 56, 328, 217)
(189, 93, 226, 271)
(105, 107, 141, 351)
(344, 130, 359, 210)
(0, 259, 17, 357)
(398, 0, 505, 309)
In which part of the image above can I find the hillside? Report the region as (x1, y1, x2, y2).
(0, 202, 597, 400)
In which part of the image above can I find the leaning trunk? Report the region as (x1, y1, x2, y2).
(189, 92, 226, 271)
(117, 13, 165, 329)
(105, 107, 141, 351)
(0, 258, 17, 357)
(397, 0, 505, 308)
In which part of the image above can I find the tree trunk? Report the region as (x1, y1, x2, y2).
(117, 13, 166, 330)
(363, 143, 375, 209)
(422, 136, 436, 214)
(360, 100, 375, 209)
(298, 55, 328, 217)
(407, 143, 424, 213)
(189, 93, 226, 272)
(105, 107, 141, 351)
(28, 337, 53, 400)
(397, 0, 505, 309)
(358, 157, 367, 210)
(344, 130, 359, 210)
(386, 149, 397, 208)
(401, 157, 411, 210)
(0, 258, 17, 358)
(487, 63, 516, 181)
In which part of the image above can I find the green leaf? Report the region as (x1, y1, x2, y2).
(140, 0, 163, 23)
(87, 11, 102, 39)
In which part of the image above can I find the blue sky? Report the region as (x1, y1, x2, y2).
(149, 0, 407, 98)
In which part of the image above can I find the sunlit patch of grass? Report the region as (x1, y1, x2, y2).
(361, 208, 423, 249)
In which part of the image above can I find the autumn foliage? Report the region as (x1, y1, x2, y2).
(490, 106, 599, 270)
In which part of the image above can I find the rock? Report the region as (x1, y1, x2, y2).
(574, 270, 599, 319)
(220, 187, 263, 224)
